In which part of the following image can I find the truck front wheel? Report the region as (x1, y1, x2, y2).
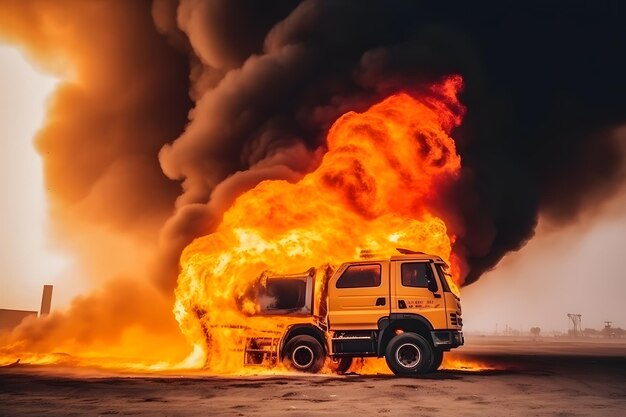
(282, 335, 325, 373)
(385, 333, 433, 376)
(330, 357, 353, 374)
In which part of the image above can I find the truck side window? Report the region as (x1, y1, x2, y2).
(401, 262, 437, 290)
(336, 264, 381, 288)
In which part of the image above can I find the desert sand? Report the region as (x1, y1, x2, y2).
(1, 337, 625, 417)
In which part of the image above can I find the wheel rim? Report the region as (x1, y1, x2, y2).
(396, 343, 421, 369)
(292, 345, 314, 369)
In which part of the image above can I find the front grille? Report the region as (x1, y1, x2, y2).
(450, 313, 462, 327)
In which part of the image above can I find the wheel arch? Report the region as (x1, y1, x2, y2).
(377, 314, 434, 356)
(280, 324, 327, 359)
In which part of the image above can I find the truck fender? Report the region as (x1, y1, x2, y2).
(280, 324, 327, 358)
(377, 313, 434, 356)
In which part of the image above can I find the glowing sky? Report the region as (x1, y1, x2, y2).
(0, 44, 67, 311)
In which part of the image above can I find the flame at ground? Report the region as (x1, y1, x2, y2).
(174, 76, 466, 373)
(441, 354, 495, 372)
(348, 354, 495, 374)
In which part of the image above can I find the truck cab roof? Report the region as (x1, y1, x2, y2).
(389, 253, 447, 264)
(353, 251, 448, 266)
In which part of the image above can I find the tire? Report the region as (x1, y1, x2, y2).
(427, 349, 444, 373)
(282, 335, 325, 373)
(384, 332, 434, 376)
(330, 357, 353, 374)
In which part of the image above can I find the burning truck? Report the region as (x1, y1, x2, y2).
(244, 249, 463, 375)
(173, 77, 467, 375)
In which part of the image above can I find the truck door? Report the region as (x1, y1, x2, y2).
(328, 261, 390, 330)
(390, 261, 447, 329)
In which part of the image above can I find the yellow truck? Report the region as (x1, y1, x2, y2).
(245, 250, 463, 376)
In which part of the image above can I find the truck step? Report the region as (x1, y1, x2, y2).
(331, 336, 374, 341)
(333, 352, 378, 357)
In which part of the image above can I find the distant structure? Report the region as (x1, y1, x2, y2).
(0, 285, 53, 331)
(567, 313, 583, 336)
(40, 285, 53, 316)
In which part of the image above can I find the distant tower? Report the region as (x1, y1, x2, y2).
(40, 285, 53, 316)
(567, 313, 582, 336)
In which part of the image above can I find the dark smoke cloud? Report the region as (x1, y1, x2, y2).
(154, 0, 626, 287)
(437, 1, 626, 283)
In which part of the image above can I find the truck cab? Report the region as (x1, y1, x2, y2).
(250, 251, 463, 376)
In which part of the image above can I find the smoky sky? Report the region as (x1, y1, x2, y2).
(4, 0, 626, 293)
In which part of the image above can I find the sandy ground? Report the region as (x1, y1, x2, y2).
(1, 337, 625, 417)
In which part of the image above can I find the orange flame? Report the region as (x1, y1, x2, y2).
(441, 355, 494, 372)
(344, 354, 495, 375)
(174, 76, 466, 373)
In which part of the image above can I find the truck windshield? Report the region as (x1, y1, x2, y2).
(435, 264, 453, 293)
(265, 279, 306, 310)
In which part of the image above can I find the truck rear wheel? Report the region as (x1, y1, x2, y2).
(282, 335, 325, 373)
(330, 357, 353, 374)
(385, 332, 433, 376)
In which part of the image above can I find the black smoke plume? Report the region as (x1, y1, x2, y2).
(155, 0, 626, 286)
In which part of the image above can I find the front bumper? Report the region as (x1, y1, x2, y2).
(431, 330, 464, 349)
